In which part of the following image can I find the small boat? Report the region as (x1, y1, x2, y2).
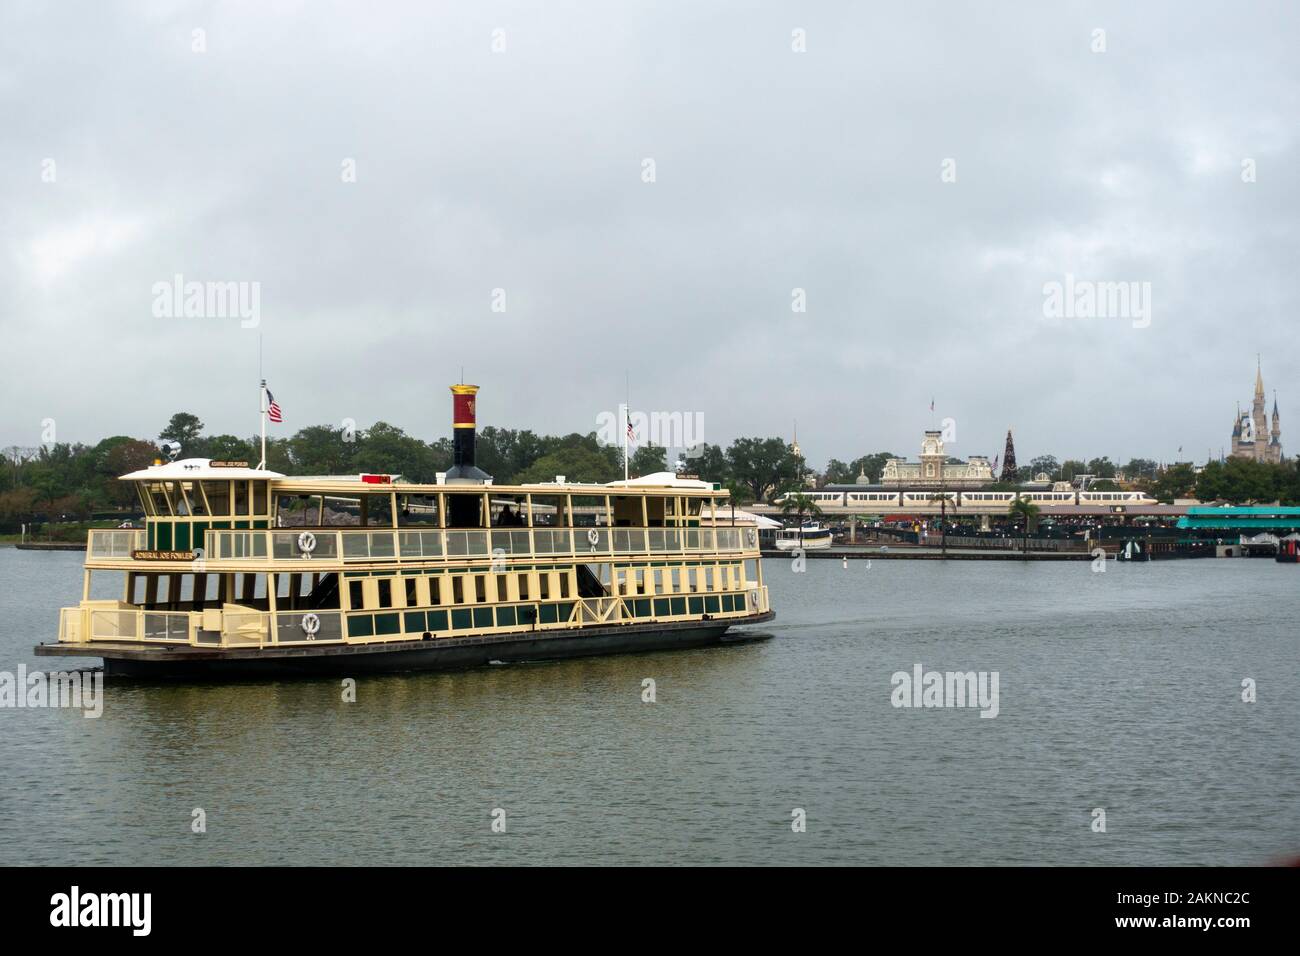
(773, 522, 834, 551)
(1276, 535, 1300, 563)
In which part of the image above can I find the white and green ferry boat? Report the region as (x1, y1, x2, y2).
(35, 385, 774, 678)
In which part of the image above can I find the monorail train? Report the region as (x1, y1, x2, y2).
(772, 489, 1155, 509)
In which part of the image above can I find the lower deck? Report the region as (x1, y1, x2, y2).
(55, 555, 770, 653)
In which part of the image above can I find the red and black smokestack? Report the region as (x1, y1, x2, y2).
(444, 384, 491, 484)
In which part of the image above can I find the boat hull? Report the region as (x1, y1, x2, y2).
(33, 612, 775, 680)
(773, 536, 833, 551)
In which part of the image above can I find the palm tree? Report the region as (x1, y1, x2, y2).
(780, 492, 824, 547)
(927, 489, 949, 555)
(1007, 497, 1040, 556)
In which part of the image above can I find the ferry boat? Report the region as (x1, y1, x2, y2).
(772, 522, 834, 551)
(34, 385, 774, 678)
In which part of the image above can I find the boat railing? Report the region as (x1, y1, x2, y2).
(87, 607, 190, 644)
(202, 526, 757, 563)
(66, 605, 349, 649)
(87, 528, 146, 558)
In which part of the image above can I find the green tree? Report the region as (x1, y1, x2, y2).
(1059, 459, 1087, 482)
(1029, 455, 1059, 480)
(685, 443, 728, 485)
(515, 446, 622, 484)
(207, 434, 254, 462)
(825, 452, 895, 485)
(1122, 458, 1160, 480)
(159, 412, 204, 452)
(629, 443, 667, 476)
(98, 437, 159, 506)
(1195, 458, 1280, 504)
(727, 437, 801, 503)
(1148, 463, 1197, 503)
(1086, 457, 1117, 479)
(288, 425, 357, 476)
(823, 459, 853, 484)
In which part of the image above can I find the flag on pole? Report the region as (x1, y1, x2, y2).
(929, 398, 935, 412)
(267, 389, 283, 423)
(992, 454, 999, 471)
(626, 414, 636, 444)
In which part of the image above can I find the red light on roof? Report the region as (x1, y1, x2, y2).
(360, 474, 392, 484)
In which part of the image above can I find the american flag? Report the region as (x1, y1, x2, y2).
(267, 388, 282, 424)
(992, 454, 999, 470)
(626, 414, 636, 444)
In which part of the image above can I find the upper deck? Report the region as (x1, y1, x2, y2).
(89, 459, 762, 572)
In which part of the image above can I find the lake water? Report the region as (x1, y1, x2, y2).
(0, 548, 1296, 865)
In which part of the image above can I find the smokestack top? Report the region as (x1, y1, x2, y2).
(451, 383, 479, 429)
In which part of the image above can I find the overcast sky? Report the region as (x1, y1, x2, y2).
(2, 1, 1296, 470)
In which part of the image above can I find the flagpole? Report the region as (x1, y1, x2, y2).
(257, 334, 267, 471)
(622, 402, 629, 482)
(259, 378, 267, 470)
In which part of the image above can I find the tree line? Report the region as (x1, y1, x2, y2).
(4, 412, 1298, 530)
(0, 413, 803, 528)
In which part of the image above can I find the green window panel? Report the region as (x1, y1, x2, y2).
(451, 609, 472, 630)
(472, 607, 493, 629)
(374, 613, 400, 636)
(348, 615, 374, 638)
(496, 606, 517, 628)
(428, 610, 448, 632)
(670, 598, 686, 616)
(404, 611, 427, 633)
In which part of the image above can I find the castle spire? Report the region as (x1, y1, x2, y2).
(1255, 355, 1264, 398)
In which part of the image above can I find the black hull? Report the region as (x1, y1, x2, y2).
(34, 612, 774, 680)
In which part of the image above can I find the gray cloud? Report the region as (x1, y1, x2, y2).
(2, 1, 1296, 469)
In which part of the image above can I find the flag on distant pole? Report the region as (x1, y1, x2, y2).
(929, 398, 935, 412)
(267, 389, 283, 423)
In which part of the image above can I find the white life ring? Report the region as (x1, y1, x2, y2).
(297, 531, 317, 555)
(300, 613, 321, 638)
(586, 528, 600, 549)
(748, 590, 759, 609)
(747, 528, 757, 546)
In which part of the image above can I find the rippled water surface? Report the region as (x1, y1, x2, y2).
(1, 548, 1296, 865)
